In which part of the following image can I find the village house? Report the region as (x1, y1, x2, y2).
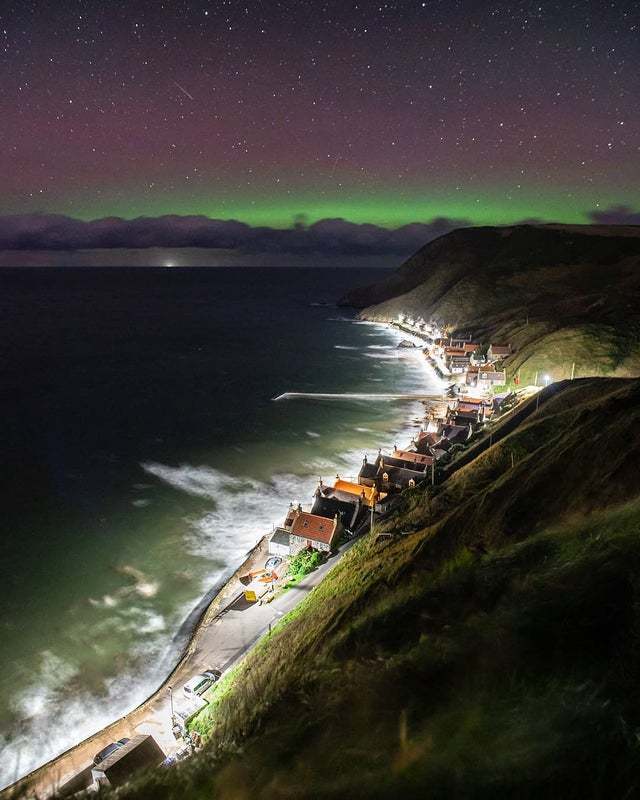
(326, 477, 393, 512)
(487, 343, 511, 361)
(441, 423, 473, 444)
(452, 410, 483, 428)
(448, 354, 472, 374)
(358, 453, 428, 492)
(270, 500, 343, 556)
(459, 397, 495, 419)
(288, 511, 342, 554)
(311, 489, 362, 531)
(412, 430, 444, 454)
(466, 365, 507, 388)
(479, 369, 507, 387)
(331, 478, 378, 506)
(392, 447, 434, 468)
(268, 527, 292, 557)
(431, 446, 450, 461)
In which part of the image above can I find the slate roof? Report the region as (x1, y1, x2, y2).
(358, 461, 379, 481)
(442, 424, 471, 444)
(311, 495, 358, 527)
(270, 528, 291, 547)
(380, 455, 429, 473)
(379, 464, 426, 486)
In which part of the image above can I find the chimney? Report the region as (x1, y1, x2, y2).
(363, 454, 368, 465)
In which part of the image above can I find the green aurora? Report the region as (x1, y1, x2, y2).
(61, 186, 638, 228)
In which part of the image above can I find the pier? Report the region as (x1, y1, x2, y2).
(272, 392, 445, 401)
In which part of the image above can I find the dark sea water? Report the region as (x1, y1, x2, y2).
(0, 267, 442, 785)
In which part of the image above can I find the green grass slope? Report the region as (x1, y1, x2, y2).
(113, 377, 640, 800)
(340, 224, 640, 382)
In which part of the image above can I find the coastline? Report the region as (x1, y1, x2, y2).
(4, 319, 442, 797)
(3, 535, 270, 798)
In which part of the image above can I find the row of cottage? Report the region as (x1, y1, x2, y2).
(396, 313, 513, 388)
(268, 321, 514, 560)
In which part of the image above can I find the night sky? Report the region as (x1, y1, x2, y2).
(1, 0, 639, 229)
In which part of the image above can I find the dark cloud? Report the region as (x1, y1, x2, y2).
(588, 205, 640, 225)
(0, 214, 471, 257)
(2, 210, 635, 260)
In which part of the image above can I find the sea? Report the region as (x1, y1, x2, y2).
(0, 267, 443, 786)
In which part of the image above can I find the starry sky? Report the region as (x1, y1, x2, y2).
(1, 0, 639, 230)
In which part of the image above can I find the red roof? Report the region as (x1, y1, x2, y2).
(290, 512, 338, 545)
(393, 448, 433, 466)
(457, 403, 481, 414)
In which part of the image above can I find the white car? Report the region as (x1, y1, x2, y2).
(182, 670, 221, 699)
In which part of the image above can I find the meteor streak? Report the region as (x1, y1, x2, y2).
(172, 80, 194, 100)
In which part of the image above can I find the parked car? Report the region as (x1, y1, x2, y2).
(93, 738, 130, 765)
(182, 669, 221, 699)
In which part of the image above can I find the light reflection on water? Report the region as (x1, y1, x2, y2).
(0, 268, 442, 786)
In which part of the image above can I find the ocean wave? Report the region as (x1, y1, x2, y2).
(1, 644, 169, 789)
(364, 351, 399, 360)
(0, 319, 444, 789)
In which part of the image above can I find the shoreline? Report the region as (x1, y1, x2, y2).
(4, 319, 441, 797)
(3, 535, 270, 798)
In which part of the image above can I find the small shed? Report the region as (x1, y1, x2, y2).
(269, 527, 291, 556)
(91, 735, 165, 788)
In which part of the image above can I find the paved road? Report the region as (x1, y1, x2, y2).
(12, 544, 352, 798)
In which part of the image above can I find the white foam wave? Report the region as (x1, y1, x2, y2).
(364, 351, 399, 360)
(0, 318, 444, 789)
(1, 642, 169, 789)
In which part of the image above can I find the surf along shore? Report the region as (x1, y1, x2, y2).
(5, 321, 443, 799)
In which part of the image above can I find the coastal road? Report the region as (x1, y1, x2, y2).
(11, 542, 353, 799)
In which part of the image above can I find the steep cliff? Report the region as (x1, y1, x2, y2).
(112, 377, 640, 800)
(341, 224, 640, 382)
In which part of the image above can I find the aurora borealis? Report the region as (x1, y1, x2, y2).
(1, 0, 639, 236)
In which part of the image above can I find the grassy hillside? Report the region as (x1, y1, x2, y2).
(110, 377, 640, 800)
(340, 224, 640, 383)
